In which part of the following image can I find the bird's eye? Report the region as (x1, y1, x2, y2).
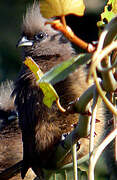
(35, 32, 47, 41)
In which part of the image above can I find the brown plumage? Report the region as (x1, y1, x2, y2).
(0, 81, 16, 130)
(0, 81, 21, 173)
(0, 81, 36, 180)
(14, 3, 116, 179)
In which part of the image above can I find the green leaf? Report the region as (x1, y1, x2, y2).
(39, 53, 92, 85)
(97, 0, 117, 28)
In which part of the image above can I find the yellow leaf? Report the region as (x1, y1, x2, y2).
(24, 57, 65, 111)
(40, 0, 85, 18)
(24, 57, 58, 108)
(24, 57, 44, 81)
(97, 0, 117, 28)
(39, 82, 58, 108)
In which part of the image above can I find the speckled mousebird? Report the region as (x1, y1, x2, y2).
(13, 2, 117, 180)
(0, 81, 36, 180)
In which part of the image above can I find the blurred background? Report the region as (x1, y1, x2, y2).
(0, 0, 106, 82)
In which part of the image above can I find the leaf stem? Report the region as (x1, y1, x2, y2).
(46, 20, 95, 52)
(88, 89, 99, 180)
(113, 94, 117, 162)
(72, 143, 78, 180)
(61, 15, 67, 28)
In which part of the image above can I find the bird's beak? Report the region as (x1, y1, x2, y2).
(17, 36, 33, 47)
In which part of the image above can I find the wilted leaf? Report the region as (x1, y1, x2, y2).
(39, 82, 59, 108)
(40, 0, 85, 18)
(24, 57, 43, 81)
(24, 57, 59, 108)
(97, 0, 117, 28)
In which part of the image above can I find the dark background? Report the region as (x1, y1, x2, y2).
(0, 0, 106, 82)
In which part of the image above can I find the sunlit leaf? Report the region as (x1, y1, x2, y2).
(97, 0, 117, 28)
(24, 57, 43, 81)
(40, 0, 85, 18)
(24, 57, 59, 108)
(39, 82, 59, 108)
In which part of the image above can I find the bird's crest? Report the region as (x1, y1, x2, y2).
(22, 2, 55, 36)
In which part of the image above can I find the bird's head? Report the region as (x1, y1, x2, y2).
(17, 3, 74, 69)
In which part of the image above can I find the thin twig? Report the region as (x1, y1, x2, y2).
(46, 20, 95, 52)
(113, 94, 117, 162)
(97, 55, 117, 72)
(72, 143, 78, 180)
(89, 40, 117, 83)
(61, 15, 67, 28)
(89, 88, 99, 153)
(88, 88, 99, 180)
(72, 144, 78, 180)
(93, 69, 117, 116)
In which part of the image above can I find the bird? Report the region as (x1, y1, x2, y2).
(13, 2, 116, 180)
(0, 81, 22, 179)
(0, 81, 36, 180)
(0, 81, 17, 131)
